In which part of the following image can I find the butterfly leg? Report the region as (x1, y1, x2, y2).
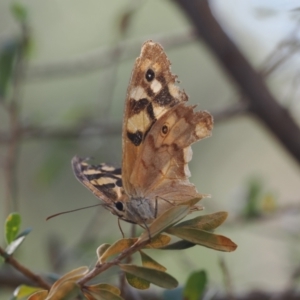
(156, 195, 176, 209)
(154, 196, 158, 219)
(118, 218, 125, 238)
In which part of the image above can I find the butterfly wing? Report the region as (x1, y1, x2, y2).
(71, 156, 129, 219)
(72, 41, 213, 224)
(122, 41, 187, 196)
(129, 103, 213, 214)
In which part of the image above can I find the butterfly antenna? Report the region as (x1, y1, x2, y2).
(46, 203, 103, 220)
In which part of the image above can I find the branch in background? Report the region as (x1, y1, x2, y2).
(3, 21, 29, 215)
(219, 257, 234, 300)
(261, 20, 300, 77)
(0, 267, 35, 288)
(2, 18, 299, 144)
(1, 267, 300, 300)
(0, 121, 122, 144)
(227, 202, 300, 226)
(77, 238, 149, 287)
(174, 0, 300, 167)
(0, 247, 50, 290)
(213, 102, 249, 122)
(0, 103, 248, 144)
(261, 40, 300, 77)
(25, 30, 197, 80)
(214, 290, 300, 300)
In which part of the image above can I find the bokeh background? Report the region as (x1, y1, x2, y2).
(1, 0, 300, 299)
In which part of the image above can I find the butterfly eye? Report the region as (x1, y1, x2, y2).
(161, 125, 169, 135)
(145, 69, 155, 82)
(115, 202, 124, 211)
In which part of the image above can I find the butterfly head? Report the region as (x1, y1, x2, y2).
(107, 197, 155, 225)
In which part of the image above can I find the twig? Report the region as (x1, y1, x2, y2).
(174, 0, 300, 167)
(219, 256, 235, 300)
(261, 40, 300, 77)
(260, 20, 300, 77)
(0, 121, 122, 144)
(3, 22, 29, 215)
(0, 101, 249, 145)
(119, 224, 137, 297)
(0, 247, 50, 290)
(0, 266, 35, 288)
(2, 24, 299, 145)
(212, 102, 249, 122)
(78, 238, 148, 287)
(25, 30, 197, 80)
(229, 202, 300, 225)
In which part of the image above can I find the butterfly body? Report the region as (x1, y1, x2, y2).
(72, 41, 213, 225)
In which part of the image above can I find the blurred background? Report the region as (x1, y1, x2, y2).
(0, 0, 300, 299)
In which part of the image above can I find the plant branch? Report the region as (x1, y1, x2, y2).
(174, 0, 300, 166)
(213, 102, 249, 122)
(25, 30, 197, 80)
(0, 247, 50, 290)
(3, 22, 29, 214)
(219, 256, 235, 300)
(0, 102, 249, 144)
(0, 121, 122, 144)
(77, 238, 148, 287)
(1, 22, 299, 145)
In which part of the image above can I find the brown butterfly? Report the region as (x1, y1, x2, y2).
(72, 40, 213, 226)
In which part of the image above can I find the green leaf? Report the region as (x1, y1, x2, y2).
(100, 238, 137, 262)
(99, 234, 171, 263)
(50, 266, 89, 292)
(244, 178, 262, 218)
(48, 281, 80, 300)
(16, 227, 32, 238)
(175, 212, 228, 231)
(0, 40, 18, 98)
(139, 250, 166, 271)
(96, 244, 111, 261)
(5, 213, 21, 244)
(125, 273, 150, 290)
(139, 205, 191, 243)
(166, 227, 237, 252)
(158, 240, 195, 250)
(144, 234, 171, 249)
(86, 283, 120, 296)
(6, 227, 32, 255)
(6, 236, 25, 255)
(183, 270, 207, 300)
(13, 285, 43, 299)
(85, 283, 123, 300)
(27, 290, 48, 300)
(120, 264, 178, 289)
(11, 3, 28, 23)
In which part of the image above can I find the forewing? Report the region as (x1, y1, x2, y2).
(71, 156, 128, 217)
(122, 40, 187, 195)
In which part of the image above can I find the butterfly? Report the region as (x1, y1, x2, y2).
(72, 40, 213, 226)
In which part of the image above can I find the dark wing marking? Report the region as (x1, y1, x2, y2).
(71, 156, 125, 204)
